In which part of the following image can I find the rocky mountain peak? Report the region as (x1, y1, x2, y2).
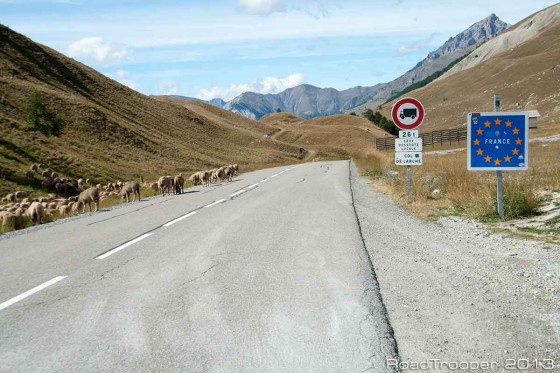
(424, 14, 510, 63)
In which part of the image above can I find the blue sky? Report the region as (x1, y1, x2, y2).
(1, 0, 558, 100)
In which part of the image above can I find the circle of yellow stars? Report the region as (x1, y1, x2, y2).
(473, 117, 522, 165)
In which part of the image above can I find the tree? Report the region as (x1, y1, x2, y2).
(362, 109, 398, 136)
(26, 90, 65, 136)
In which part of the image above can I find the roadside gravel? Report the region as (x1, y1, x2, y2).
(350, 161, 560, 370)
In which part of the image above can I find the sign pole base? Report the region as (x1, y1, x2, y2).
(496, 170, 504, 217)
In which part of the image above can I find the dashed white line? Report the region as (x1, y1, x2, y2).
(95, 233, 153, 260)
(204, 199, 226, 208)
(229, 189, 247, 198)
(0, 276, 67, 311)
(270, 174, 278, 178)
(261, 178, 270, 182)
(246, 183, 259, 189)
(163, 211, 198, 227)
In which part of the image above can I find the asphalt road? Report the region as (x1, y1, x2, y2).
(0, 161, 398, 372)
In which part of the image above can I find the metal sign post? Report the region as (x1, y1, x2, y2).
(494, 94, 504, 218)
(406, 166, 412, 195)
(466, 95, 529, 219)
(392, 98, 425, 196)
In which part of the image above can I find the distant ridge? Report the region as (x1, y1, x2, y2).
(167, 95, 226, 108)
(223, 83, 386, 120)
(209, 14, 509, 120)
(351, 13, 510, 112)
(378, 4, 560, 131)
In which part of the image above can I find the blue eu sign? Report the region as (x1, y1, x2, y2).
(467, 112, 529, 171)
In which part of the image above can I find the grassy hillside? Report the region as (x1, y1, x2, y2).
(0, 25, 305, 197)
(259, 113, 391, 159)
(378, 15, 560, 132)
(260, 112, 305, 125)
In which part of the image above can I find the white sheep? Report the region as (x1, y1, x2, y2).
(77, 187, 100, 213)
(120, 181, 141, 202)
(25, 202, 45, 225)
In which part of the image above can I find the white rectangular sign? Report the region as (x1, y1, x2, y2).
(395, 151, 423, 166)
(399, 130, 419, 138)
(395, 138, 423, 152)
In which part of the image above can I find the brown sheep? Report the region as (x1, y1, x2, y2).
(157, 176, 173, 196)
(216, 167, 227, 183)
(77, 187, 100, 213)
(189, 172, 201, 186)
(14, 191, 28, 201)
(200, 170, 212, 187)
(224, 166, 234, 182)
(31, 164, 39, 172)
(25, 202, 45, 225)
(42, 177, 55, 191)
(174, 173, 185, 194)
(26, 170, 35, 179)
(150, 182, 159, 193)
(120, 181, 141, 203)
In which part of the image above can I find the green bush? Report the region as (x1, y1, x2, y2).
(362, 109, 398, 135)
(26, 90, 65, 136)
(503, 181, 540, 219)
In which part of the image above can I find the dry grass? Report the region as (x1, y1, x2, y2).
(354, 140, 559, 221)
(0, 24, 310, 199)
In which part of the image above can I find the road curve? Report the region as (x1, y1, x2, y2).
(0, 161, 398, 372)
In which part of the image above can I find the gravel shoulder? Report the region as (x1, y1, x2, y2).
(350, 161, 560, 370)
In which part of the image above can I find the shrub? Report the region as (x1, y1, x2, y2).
(26, 90, 65, 136)
(502, 181, 540, 219)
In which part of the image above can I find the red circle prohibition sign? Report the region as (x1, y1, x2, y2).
(391, 97, 425, 130)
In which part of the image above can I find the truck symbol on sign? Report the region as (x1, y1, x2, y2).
(400, 108, 417, 120)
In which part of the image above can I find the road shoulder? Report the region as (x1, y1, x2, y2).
(350, 161, 560, 369)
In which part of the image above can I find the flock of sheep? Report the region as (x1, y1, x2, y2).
(0, 163, 240, 232)
(188, 164, 239, 188)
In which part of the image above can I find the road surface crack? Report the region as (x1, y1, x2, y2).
(183, 262, 221, 285)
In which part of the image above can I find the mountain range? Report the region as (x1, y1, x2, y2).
(223, 84, 386, 120)
(186, 13, 509, 120)
(378, 3, 560, 131)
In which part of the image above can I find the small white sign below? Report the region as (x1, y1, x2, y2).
(395, 138, 423, 152)
(395, 151, 423, 166)
(399, 130, 419, 138)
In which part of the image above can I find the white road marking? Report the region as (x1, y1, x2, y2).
(95, 233, 153, 260)
(246, 183, 259, 189)
(0, 276, 67, 311)
(261, 178, 270, 182)
(204, 199, 226, 208)
(270, 174, 278, 178)
(229, 189, 247, 198)
(163, 211, 198, 227)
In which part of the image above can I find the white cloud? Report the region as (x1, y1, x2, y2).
(197, 73, 305, 100)
(158, 80, 181, 95)
(68, 37, 127, 65)
(396, 32, 440, 55)
(237, 0, 286, 15)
